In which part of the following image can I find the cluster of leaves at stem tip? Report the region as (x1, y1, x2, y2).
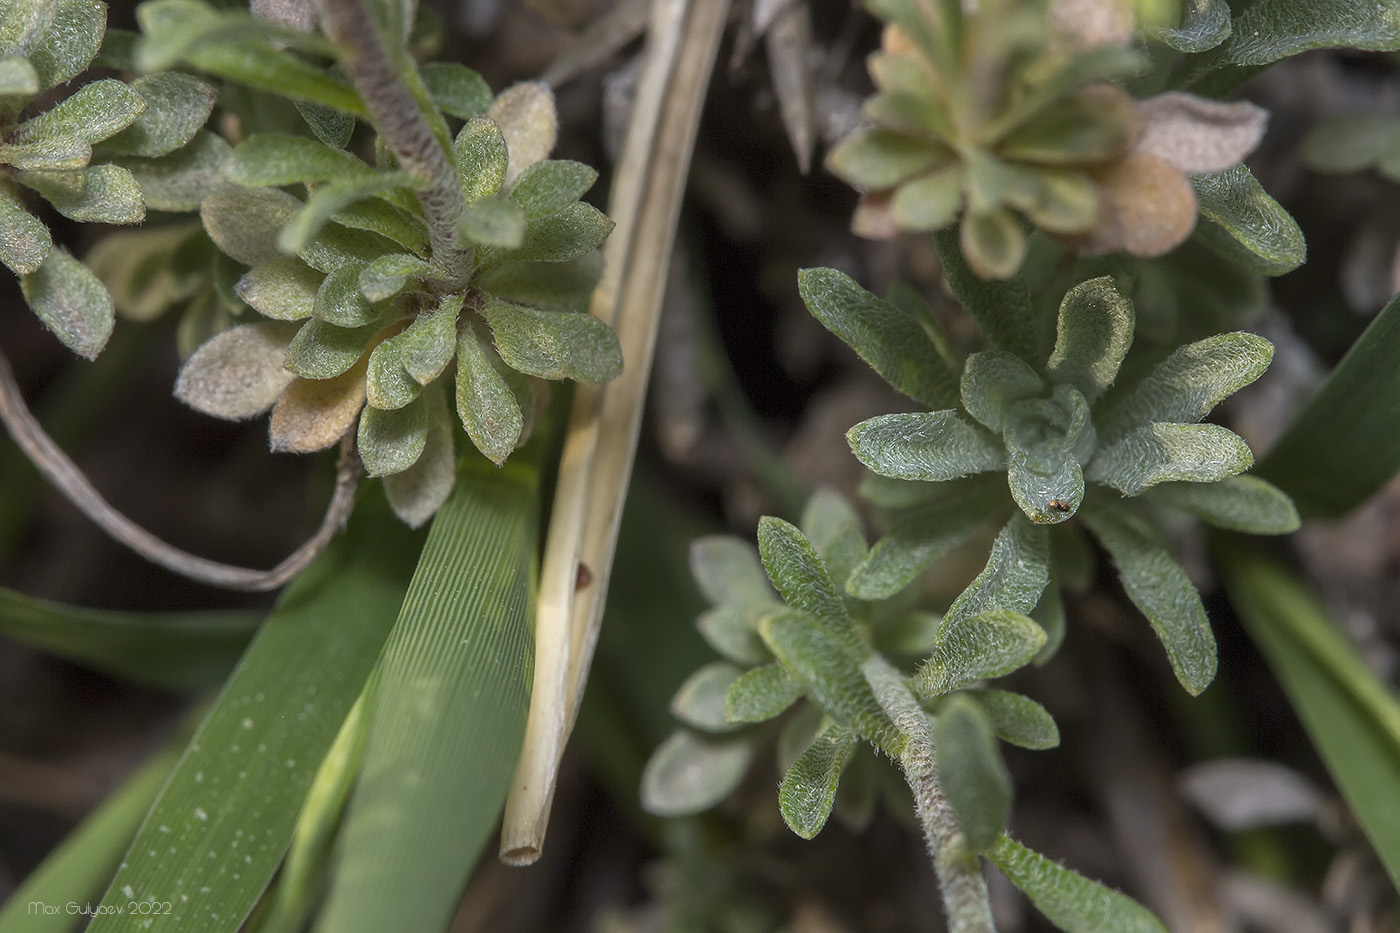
(0, 0, 622, 527)
(643, 0, 1323, 927)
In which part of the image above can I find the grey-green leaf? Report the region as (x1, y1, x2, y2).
(640, 730, 754, 817)
(697, 605, 770, 667)
(1193, 165, 1306, 276)
(237, 255, 321, 321)
(225, 133, 374, 187)
(757, 516, 849, 630)
(27, 0, 106, 89)
(0, 180, 50, 275)
(454, 324, 523, 465)
(988, 835, 1169, 933)
(934, 227, 1037, 361)
(478, 296, 622, 383)
(1095, 332, 1273, 444)
(486, 201, 612, 265)
(1088, 422, 1253, 496)
(726, 662, 804, 724)
(455, 116, 508, 204)
(0, 56, 38, 96)
(476, 255, 602, 313)
(358, 253, 434, 302)
(672, 662, 744, 733)
(458, 194, 526, 249)
(1221, 0, 1400, 67)
(420, 61, 491, 120)
(367, 333, 422, 411)
(798, 267, 959, 408)
(202, 185, 301, 267)
(919, 609, 1047, 697)
(21, 247, 113, 359)
(690, 536, 778, 610)
(175, 321, 297, 419)
(934, 694, 1010, 853)
(1083, 505, 1217, 694)
(125, 129, 232, 211)
(966, 689, 1060, 750)
(284, 317, 380, 379)
(1044, 276, 1134, 404)
(357, 394, 429, 476)
(940, 513, 1051, 630)
(383, 385, 456, 528)
(509, 159, 598, 218)
(17, 164, 145, 224)
(799, 488, 868, 594)
(847, 411, 1004, 482)
(313, 262, 382, 328)
(101, 72, 216, 158)
(1149, 0, 1231, 52)
(779, 720, 858, 839)
(960, 350, 1044, 433)
(760, 609, 901, 754)
(400, 293, 461, 385)
(846, 494, 992, 600)
(1145, 475, 1300, 534)
(14, 78, 145, 146)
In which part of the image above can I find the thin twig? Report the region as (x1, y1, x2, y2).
(865, 654, 998, 933)
(0, 347, 361, 591)
(315, 0, 469, 281)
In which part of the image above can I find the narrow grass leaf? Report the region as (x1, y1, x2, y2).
(1220, 548, 1400, 890)
(88, 493, 421, 932)
(1259, 292, 1400, 517)
(0, 586, 259, 693)
(314, 461, 538, 933)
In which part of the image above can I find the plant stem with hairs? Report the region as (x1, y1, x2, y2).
(864, 654, 997, 933)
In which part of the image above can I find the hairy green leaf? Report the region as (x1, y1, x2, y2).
(284, 317, 381, 379)
(672, 662, 744, 733)
(934, 228, 1037, 359)
(1193, 165, 1305, 276)
(478, 296, 622, 382)
(847, 411, 1004, 482)
(509, 159, 598, 218)
(726, 662, 803, 724)
(0, 180, 50, 275)
(357, 394, 429, 476)
(691, 536, 779, 610)
(799, 488, 868, 595)
(1044, 277, 1134, 404)
(761, 609, 901, 754)
(641, 730, 754, 817)
(779, 720, 858, 839)
(330, 197, 429, 255)
(17, 164, 145, 224)
(1149, 0, 1231, 52)
(237, 256, 320, 322)
(846, 494, 992, 600)
(475, 254, 601, 313)
(102, 72, 216, 158)
(27, 0, 106, 89)
(366, 333, 421, 411)
(202, 186, 301, 267)
(458, 194, 526, 248)
(124, 130, 231, 211)
(1220, 0, 1400, 66)
(399, 294, 460, 385)
(960, 350, 1043, 433)
(454, 324, 522, 465)
(1088, 422, 1253, 496)
(757, 516, 850, 630)
(280, 174, 417, 255)
(698, 606, 770, 667)
(485, 201, 613, 266)
(798, 267, 959, 408)
(14, 79, 145, 145)
(919, 609, 1047, 697)
(21, 247, 113, 359)
(226, 134, 374, 187)
(826, 128, 948, 189)
(312, 262, 382, 328)
(935, 694, 1010, 853)
(382, 386, 456, 528)
(988, 835, 1168, 933)
(358, 253, 434, 302)
(0, 56, 38, 96)
(1145, 475, 1299, 534)
(296, 101, 355, 149)
(454, 116, 507, 204)
(420, 61, 491, 120)
(966, 689, 1060, 750)
(1095, 332, 1273, 444)
(1083, 505, 1217, 694)
(940, 513, 1050, 631)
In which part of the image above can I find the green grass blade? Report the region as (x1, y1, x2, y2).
(86, 491, 422, 933)
(0, 587, 260, 693)
(0, 743, 181, 933)
(314, 459, 538, 933)
(1219, 545, 1400, 889)
(1258, 292, 1400, 517)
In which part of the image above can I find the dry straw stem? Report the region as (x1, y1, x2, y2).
(0, 347, 362, 590)
(500, 0, 731, 865)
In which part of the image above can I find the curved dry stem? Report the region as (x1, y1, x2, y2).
(0, 347, 361, 591)
(865, 654, 998, 933)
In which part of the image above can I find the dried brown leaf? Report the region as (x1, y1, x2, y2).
(851, 191, 901, 240)
(490, 82, 559, 187)
(1090, 151, 1197, 257)
(1135, 92, 1268, 175)
(269, 361, 369, 453)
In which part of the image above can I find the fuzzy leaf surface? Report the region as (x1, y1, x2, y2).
(1145, 476, 1300, 534)
(478, 297, 621, 382)
(757, 516, 850, 630)
(640, 731, 753, 817)
(726, 663, 803, 724)
(102, 72, 216, 158)
(420, 62, 491, 119)
(18, 164, 144, 224)
(672, 662, 744, 734)
(940, 513, 1050, 631)
(847, 411, 1003, 482)
(1044, 277, 1134, 404)
(357, 395, 429, 476)
(935, 694, 1010, 853)
(0, 181, 50, 275)
(919, 609, 1047, 698)
(1088, 423, 1253, 496)
(988, 836, 1168, 933)
(1084, 505, 1217, 694)
(960, 351, 1043, 433)
(966, 689, 1060, 750)
(383, 386, 456, 528)
(21, 248, 113, 359)
(798, 267, 959, 408)
(1193, 165, 1306, 276)
(509, 159, 598, 219)
(846, 494, 992, 600)
(175, 322, 297, 419)
(779, 721, 858, 839)
(1220, 0, 1400, 66)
